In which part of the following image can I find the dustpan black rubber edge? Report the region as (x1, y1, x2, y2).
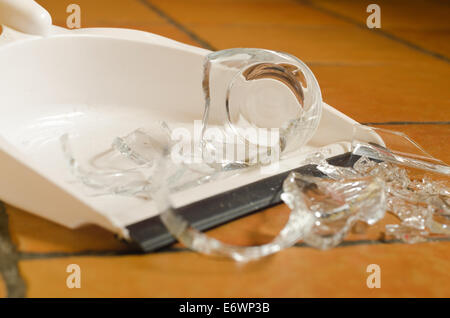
(127, 152, 361, 252)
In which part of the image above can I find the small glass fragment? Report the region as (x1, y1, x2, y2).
(316, 162, 361, 180)
(112, 122, 171, 166)
(303, 151, 328, 165)
(385, 224, 428, 244)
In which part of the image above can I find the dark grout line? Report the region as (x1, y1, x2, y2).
(137, 0, 217, 51)
(19, 250, 141, 261)
(297, 0, 450, 64)
(361, 121, 450, 126)
(0, 202, 26, 298)
(18, 246, 190, 261)
(15, 235, 450, 262)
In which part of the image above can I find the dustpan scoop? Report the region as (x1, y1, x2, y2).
(0, 0, 383, 243)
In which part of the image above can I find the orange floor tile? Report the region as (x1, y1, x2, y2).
(0, 0, 448, 298)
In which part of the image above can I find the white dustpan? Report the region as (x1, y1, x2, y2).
(0, 0, 381, 239)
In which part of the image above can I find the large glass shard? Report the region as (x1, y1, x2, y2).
(352, 125, 450, 175)
(159, 205, 313, 262)
(156, 159, 314, 262)
(61, 134, 153, 198)
(201, 48, 323, 167)
(60, 122, 170, 198)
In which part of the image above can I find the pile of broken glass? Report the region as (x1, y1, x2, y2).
(61, 122, 449, 262)
(60, 48, 449, 262)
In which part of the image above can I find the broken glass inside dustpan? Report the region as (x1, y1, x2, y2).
(0, 1, 383, 246)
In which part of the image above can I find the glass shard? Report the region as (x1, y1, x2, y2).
(201, 48, 323, 165)
(112, 122, 171, 166)
(60, 134, 153, 198)
(352, 125, 450, 175)
(385, 224, 428, 244)
(281, 172, 386, 250)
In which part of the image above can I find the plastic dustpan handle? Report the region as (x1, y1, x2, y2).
(0, 0, 52, 35)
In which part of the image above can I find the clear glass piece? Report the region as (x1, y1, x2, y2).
(281, 172, 386, 250)
(385, 224, 428, 244)
(201, 48, 323, 166)
(60, 134, 153, 198)
(343, 155, 450, 242)
(352, 125, 450, 175)
(156, 157, 314, 262)
(60, 122, 170, 198)
(112, 122, 171, 166)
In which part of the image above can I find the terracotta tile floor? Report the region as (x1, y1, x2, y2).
(0, 0, 449, 297)
(0, 276, 6, 298)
